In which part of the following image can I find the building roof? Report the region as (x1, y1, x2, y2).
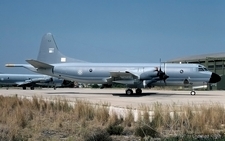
(167, 52, 225, 62)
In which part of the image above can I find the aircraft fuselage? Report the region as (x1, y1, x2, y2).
(36, 63, 216, 88)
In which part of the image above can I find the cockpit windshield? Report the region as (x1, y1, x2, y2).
(198, 65, 208, 71)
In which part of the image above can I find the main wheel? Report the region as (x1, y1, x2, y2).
(136, 88, 142, 94)
(190, 90, 196, 95)
(126, 89, 133, 95)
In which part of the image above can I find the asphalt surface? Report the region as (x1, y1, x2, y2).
(0, 88, 224, 108)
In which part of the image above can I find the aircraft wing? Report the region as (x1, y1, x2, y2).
(100, 71, 139, 84)
(15, 77, 53, 86)
(108, 69, 159, 86)
(16, 81, 32, 86)
(105, 71, 141, 85)
(110, 71, 140, 79)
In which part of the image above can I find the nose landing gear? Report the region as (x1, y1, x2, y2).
(190, 90, 196, 95)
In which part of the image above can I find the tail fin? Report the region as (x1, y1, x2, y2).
(37, 33, 86, 64)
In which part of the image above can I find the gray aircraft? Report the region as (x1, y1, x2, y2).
(6, 33, 221, 95)
(0, 73, 67, 90)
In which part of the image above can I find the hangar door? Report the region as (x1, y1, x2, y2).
(217, 75, 225, 90)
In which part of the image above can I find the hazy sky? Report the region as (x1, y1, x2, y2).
(0, 1, 225, 73)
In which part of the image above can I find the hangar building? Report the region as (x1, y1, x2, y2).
(167, 52, 225, 90)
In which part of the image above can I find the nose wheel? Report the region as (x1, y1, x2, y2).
(190, 90, 196, 95)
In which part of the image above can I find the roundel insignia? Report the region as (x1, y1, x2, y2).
(78, 70, 83, 75)
(180, 70, 184, 73)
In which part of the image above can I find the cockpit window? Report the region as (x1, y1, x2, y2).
(198, 68, 204, 71)
(198, 65, 208, 71)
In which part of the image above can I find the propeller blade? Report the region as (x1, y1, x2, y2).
(155, 59, 169, 85)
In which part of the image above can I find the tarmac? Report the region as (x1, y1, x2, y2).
(0, 88, 224, 108)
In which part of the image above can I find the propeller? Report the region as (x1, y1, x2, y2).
(155, 59, 169, 85)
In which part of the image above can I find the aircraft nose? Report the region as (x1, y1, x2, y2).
(209, 73, 221, 83)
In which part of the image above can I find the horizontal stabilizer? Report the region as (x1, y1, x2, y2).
(5, 63, 37, 73)
(26, 59, 53, 69)
(5, 64, 28, 67)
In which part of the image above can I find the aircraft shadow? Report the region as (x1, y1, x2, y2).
(113, 92, 221, 97)
(112, 93, 155, 97)
(47, 92, 166, 97)
(147, 93, 220, 97)
(47, 92, 220, 97)
(47, 92, 155, 97)
(47, 92, 117, 95)
(47, 92, 80, 95)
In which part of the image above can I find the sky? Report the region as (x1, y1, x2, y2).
(0, 0, 225, 74)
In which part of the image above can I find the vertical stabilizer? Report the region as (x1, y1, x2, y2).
(37, 33, 85, 64)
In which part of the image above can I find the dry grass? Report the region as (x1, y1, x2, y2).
(0, 95, 225, 140)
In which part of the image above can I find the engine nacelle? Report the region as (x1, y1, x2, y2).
(143, 80, 157, 88)
(140, 71, 158, 80)
(126, 79, 156, 88)
(44, 77, 53, 83)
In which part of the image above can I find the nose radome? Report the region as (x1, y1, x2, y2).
(209, 73, 221, 83)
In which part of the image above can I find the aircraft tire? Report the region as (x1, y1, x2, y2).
(126, 89, 133, 95)
(30, 86, 34, 90)
(136, 88, 142, 94)
(23, 86, 26, 90)
(190, 91, 196, 95)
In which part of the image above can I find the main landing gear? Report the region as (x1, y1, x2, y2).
(30, 86, 34, 90)
(125, 88, 142, 95)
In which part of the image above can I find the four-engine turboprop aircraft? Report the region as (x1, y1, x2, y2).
(6, 33, 221, 95)
(0, 73, 64, 90)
